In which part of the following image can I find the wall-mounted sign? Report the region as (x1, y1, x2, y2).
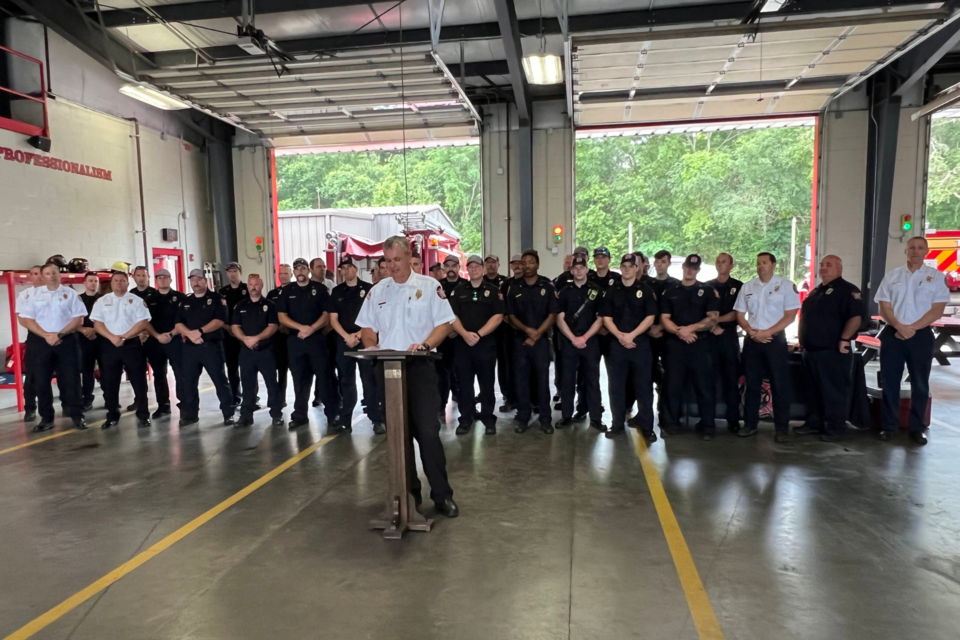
(0, 145, 112, 181)
(162, 228, 179, 242)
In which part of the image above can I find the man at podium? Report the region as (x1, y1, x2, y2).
(355, 235, 460, 518)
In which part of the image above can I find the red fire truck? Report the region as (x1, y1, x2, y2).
(926, 230, 960, 291)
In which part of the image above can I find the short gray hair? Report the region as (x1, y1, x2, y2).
(383, 235, 411, 255)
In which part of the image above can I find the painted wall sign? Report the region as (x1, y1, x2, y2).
(0, 145, 112, 181)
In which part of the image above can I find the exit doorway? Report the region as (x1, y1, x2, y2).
(152, 248, 185, 291)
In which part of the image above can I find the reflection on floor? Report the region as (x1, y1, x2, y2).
(1, 365, 960, 640)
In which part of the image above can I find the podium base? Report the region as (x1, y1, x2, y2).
(370, 493, 434, 539)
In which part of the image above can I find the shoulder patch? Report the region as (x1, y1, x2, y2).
(852, 292, 862, 300)
(714, 288, 720, 298)
(436, 285, 445, 299)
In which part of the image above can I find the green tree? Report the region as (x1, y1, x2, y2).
(276, 146, 482, 253)
(575, 127, 814, 282)
(927, 117, 960, 231)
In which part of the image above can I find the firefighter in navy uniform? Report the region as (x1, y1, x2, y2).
(437, 255, 468, 417)
(660, 254, 721, 440)
(600, 254, 657, 440)
(218, 262, 249, 406)
(78, 271, 102, 411)
(328, 256, 382, 433)
(706, 253, 744, 432)
(175, 269, 237, 427)
(145, 269, 185, 415)
(797, 255, 864, 442)
(483, 254, 514, 412)
(130, 266, 161, 412)
(555, 254, 605, 432)
(275, 258, 339, 430)
(91, 271, 152, 429)
(505, 249, 558, 434)
(231, 274, 284, 428)
(267, 263, 293, 405)
(450, 254, 504, 435)
(591, 246, 620, 414)
(552, 247, 594, 407)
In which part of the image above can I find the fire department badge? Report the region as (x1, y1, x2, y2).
(774, 286, 780, 292)
(172, 296, 177, 302)
(263, 305, 268, 312)
(730, 288, 736, 294)
(207, 298, 212, 306)
(312, 288, 317, 296)
(608, 278, 614, 286)
(63, 294, 68, 300)
(128, 298, 133, 304)
(927, 276, 933, 282)
(484, 289, 490, 297)
(698, 289, 704, 297)
(826, 288, 833, 295)
(360, 290, 366, 298)
(589, 290, 598, 300)
(636, 290, 642, 298)
(417, 289, 423, 299)
(541, 288, 546, 296)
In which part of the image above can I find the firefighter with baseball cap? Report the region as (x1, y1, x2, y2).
(219, 261, 249, 407)
(144, 268, 186, 416)
(483, 253, 514, 411)
(450, 254, 504, 435)
(437, 254, 467, 417)
(231, 273, 284, 428)
(659, 254, 721, 440)
(175, 269, 237, 427)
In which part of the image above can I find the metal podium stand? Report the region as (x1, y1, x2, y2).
(347, 349, 438, 540)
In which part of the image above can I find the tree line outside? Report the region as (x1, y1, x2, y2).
(927, 116, 960, 232)
(275, 127, 816, 283)
(575, 127, 816, 283)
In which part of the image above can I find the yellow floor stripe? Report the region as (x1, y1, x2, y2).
(0, 387, 214, 457)
(2, 433, 338, 640)
(632, 432, 725, 640)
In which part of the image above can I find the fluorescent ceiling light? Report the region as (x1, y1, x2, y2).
(522, 53, 564, 85)
(119, 84, 191, 110)
(760, 0, 787, 12)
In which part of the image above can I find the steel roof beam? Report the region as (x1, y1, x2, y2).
(95, 0, 377, 28)
(253, 119, 474, 135)
(180, 74, 448, 97)
(186, 82, 450, 102)
(207, 88, 458, 107)
(150, 60, 438, 85)
(142, 54, 434, 79)
(493, 0, 530, 124)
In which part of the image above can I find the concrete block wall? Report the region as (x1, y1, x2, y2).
(232, 145, 275, 285)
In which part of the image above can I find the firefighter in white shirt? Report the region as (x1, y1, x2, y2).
(17, 262, 88, 432)
(734, 252, 801, 443)
(356, 235, 459, 518)
(874, 236, 951, 445)
(15, 265, 44, 422)
(90, 271, 153, 429)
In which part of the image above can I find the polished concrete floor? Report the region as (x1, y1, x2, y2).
(2, 366, 960, 640)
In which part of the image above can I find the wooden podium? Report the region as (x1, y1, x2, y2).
(347, 349, 437, 540)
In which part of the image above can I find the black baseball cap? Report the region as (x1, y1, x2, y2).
(442, 255, 460, 266)
(573, 246, 589, 256)
(620, 254, 638, 266)
(430, 262, 443, 271)
(571, 255, 588, 268)
(683, 254, 702, 269)
(338, 256, 355, 267)
(593, 246, 611, 257)
(225, 262, 242, 272)
(292, 258, 309, 269)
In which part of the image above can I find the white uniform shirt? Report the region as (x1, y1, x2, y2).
(733, 274, 801, 331)
(18, 284, 87, 333)
(15, 286, 40, 314)
(356, 271, 455, 350)
(90, 292, 152, 336)
(874, 264, 950, 326)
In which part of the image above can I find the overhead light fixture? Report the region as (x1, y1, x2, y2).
(760, 0, 787, 12)
(119, 84, 191, 110)
(522, 53, 564, 85)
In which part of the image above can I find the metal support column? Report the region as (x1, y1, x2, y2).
(861, 69, 902, 315)
(518, 123, 534, 250)
(208, 121, 239, 269)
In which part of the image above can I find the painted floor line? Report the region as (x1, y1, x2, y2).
(632, 431, 726, 640)
(930, 417, 960, 435)
(1, 432, 340, 640)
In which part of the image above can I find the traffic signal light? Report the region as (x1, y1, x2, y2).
(553, 225, 564, 243)
(900, 214, 913, 232)
(254, 236, 264, 252)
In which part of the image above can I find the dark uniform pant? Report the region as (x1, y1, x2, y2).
(318, 331, 341, 409)
(239, 347, 282, 419)
(453, 337, 497, 427)
(709, 330, 741, 425)
(99, 338, 149, 422)
(663, 337, 716, 433)
(162, 339, 184, 409)
(143, 337, 171, 409)
(742, 333, 791, 433)
(436, 340, 459, 408)
(23, 343, 37, 413)
(333, 336, 380, 424)
(79, 335, 100, 406)
(273, 332, 289, 402)
(28, 333, 82, 423)
(288, 336, 338, 422)
(608, 342, 653, 432)
(879, 326, 933, 432)
(224, 336, 242, 404)
(377, 359, 452, 504)
(802, 349, 852, 436)
(496, 324, 514, 404)
(181, 342, 235, 420)
(514, 336, 552, 425)
(560, 336, 602, 422)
